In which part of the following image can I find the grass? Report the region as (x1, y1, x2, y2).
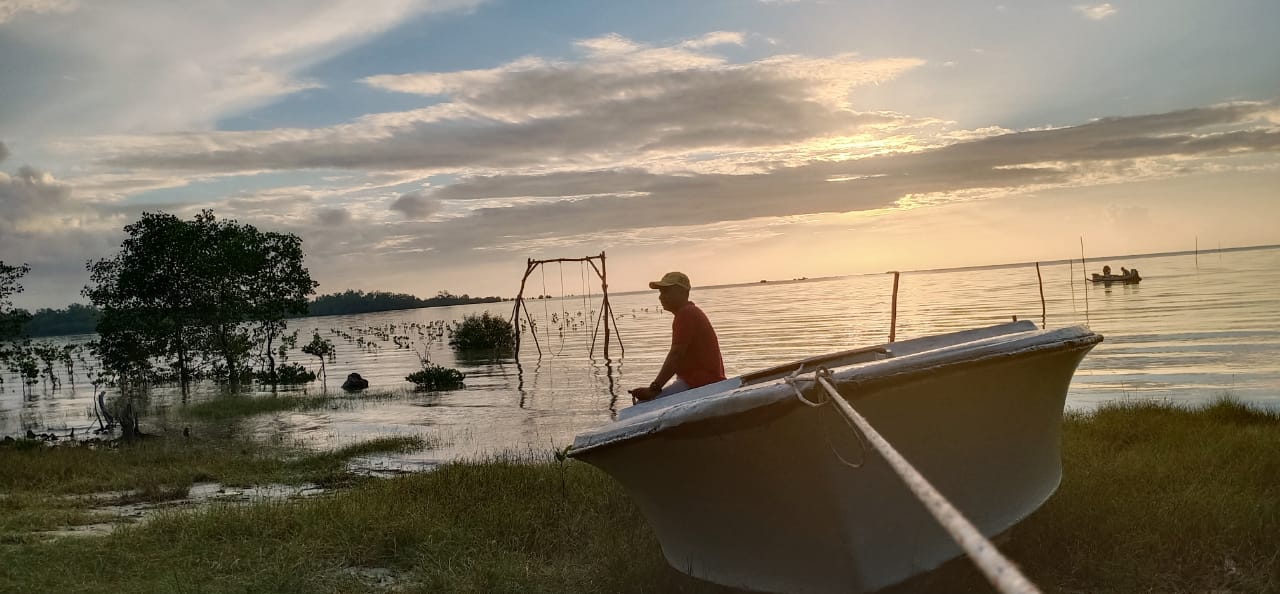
(0, 397, 1276, 593)
(0, 433, 427, 546)
(0, 458, 704, 594)
(183, 389, 403, 420)
(890, 396, 1280, 593)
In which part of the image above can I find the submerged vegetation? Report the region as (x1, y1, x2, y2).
(448, 312, 515, 352)
(1, 397, 1275, 593)
(405, 362, 465, 391)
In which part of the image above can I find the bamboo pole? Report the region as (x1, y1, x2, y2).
(601, 251, 611, 360)
(511, 259, 535, 354)
(889, 271, 900, 343)
(521, 297, 542, 355)
(1068, 257, 1077, 312)
(583, 256, 625, 359)
(1035, 262, 1046, 329)
(587, 259, 605, 357)
(1080, 237, 1090, 326)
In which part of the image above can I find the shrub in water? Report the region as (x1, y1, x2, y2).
(406, 363, 465, 391)
(273, 362, 316, 384)
(448, 312, 514, 352)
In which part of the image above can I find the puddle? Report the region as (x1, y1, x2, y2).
(347, 454, 439, 478)
(340, 566, 406, 591)
(35, 482, 327, 540)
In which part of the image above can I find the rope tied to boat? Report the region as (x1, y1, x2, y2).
(784, 366, 866, 468)
(789, 369, 1044, 594)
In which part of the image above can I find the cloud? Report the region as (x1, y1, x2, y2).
(348, 101, 1278, 256)
(389, 191, 441, 220)
(1074, 3, 1116, 20)
(316, 207, 352, 226)
(78, 88, 1280, 269)
(0, 0, 77, 24)
(93, 34, 925, 173)
(2, 0, 486, 139)
(678, 31, 747, 50)
(0, 165, 75, 232)
(0, 141, 8, 163)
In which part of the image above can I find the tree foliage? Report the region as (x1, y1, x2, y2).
(84, 211, 317, 384)
(20, 303, 101, 337)
(0, 261, 32, 341)
(301, 331, 334, 386)
(309, 289, 504, 317)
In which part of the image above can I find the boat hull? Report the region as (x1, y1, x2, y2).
(572, 325, 1098, 593)
(1089, 273, 1141, 283)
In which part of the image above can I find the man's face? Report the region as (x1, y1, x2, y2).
(657, 285, 685, 312)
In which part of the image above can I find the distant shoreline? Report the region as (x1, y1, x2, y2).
(616, 242, 1280, 296)
(898, 242, 1280, 276)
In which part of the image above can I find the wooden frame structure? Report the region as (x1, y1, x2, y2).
(510, 251, 624, 360)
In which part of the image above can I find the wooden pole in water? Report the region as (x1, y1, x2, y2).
(1080, 237, 1090, 326)
(585, 253, 623, 358)
(511, 259, 535, 358)
(1036, 262, 1046, 329)
(600, 251, 611, 360)
(889, 271, 900, 343)
(1068, 257, 1077, 312)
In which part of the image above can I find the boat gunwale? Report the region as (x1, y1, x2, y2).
(569, 327, 1102, 457)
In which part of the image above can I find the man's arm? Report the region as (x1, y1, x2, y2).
(631, 342, 688, 401)
(651, 342, 689, 391)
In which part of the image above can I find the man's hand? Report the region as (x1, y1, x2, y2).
(629, 386, 660, 402)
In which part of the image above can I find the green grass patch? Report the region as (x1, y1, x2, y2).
(183, 389, 403, 420)
(0, 459, 707, 594)
(0, 435, 427, 495)
(0, 493, 106, 542)
(0, 433, 428, 546)
(891, 396, 1280, 593)
(0, 397, 1275, 593)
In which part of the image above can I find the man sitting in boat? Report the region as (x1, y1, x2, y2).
(628, 271, 726, 402)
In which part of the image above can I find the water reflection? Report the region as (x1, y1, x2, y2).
(4, 247, 1280, 461)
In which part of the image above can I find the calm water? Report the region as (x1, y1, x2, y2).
(4, 246, 1278, 469)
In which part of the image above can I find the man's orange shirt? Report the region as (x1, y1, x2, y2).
(671, 302, 725, 388)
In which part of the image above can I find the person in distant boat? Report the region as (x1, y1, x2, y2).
(629, 271, 726, 402)
(1102, 265, 1112, 276)
(1120, 267, 1130, 276)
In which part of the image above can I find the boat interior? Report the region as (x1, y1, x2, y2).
(617, 320, 1043, 421)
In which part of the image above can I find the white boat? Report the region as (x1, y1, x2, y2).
(569, 320, 1102, 594)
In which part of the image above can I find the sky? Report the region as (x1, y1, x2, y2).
(1, 0, 1278, 309)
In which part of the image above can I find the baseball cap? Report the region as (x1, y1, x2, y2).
(648, 271, 691, 290)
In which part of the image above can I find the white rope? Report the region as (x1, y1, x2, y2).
(803, 370, 1043, 594)
(784, 368, 865, 467)
(785, 364, 825, 407)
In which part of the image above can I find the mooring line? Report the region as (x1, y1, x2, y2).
(786, 370, 1043, 594)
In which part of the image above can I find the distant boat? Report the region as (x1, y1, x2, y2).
(570, 321, 1102, 593)
(1090, 268, 1141, 284)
